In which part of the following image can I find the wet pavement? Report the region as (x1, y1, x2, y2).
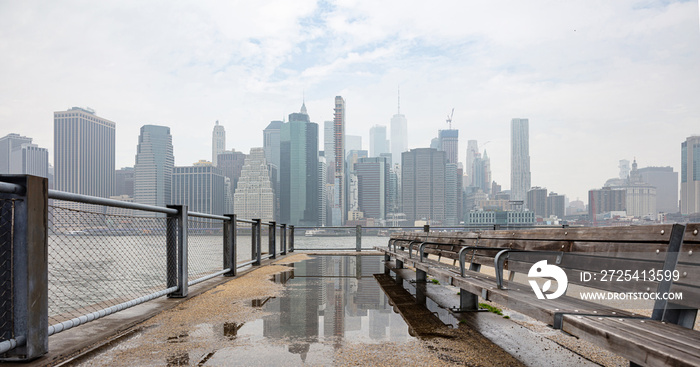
(67, 254, 600, 366)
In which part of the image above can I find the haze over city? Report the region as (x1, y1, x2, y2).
(1, 1, 699, 202)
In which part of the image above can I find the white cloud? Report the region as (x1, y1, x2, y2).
(0, 0, 698, 203)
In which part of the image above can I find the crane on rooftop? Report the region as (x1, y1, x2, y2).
(446, 108, 454, 130)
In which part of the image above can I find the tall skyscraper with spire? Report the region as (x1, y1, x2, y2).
(134, 125, 174, 209)
(510, 118, 531, 204)
(681, 135, 700, 215)
(212, 120, 225, 166)
(390, 89, 408, 167)
(466, 140, 479, 185)
(333, 96, 346, 225)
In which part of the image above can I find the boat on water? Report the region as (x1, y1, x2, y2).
(304, 229, 327, 237)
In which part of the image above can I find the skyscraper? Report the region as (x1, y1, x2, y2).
(217, 150, 247, 193)
(438, 129, 459, 164)
(681, 136, 700, 215)
(54, 107, 115, 198)
(234, 148, 274, 222)
(1, 134, 31, 173)
(134, 125, 174, 208)
(444, 163, 459, 225)
(511, 118, 531, 204)
(638, 166, 678, 213)
(0, 133, 49, 178)
(324, 121, 335, 183)
(547, 192, 566, 219)
(263, 121, 282, 171)
(172, 165, 225, 215)
(390, 91, 408, 166)
(333, 96, 346, 225)
(280, 104, 319, 226)
(466, 140, 478, 183)
(369, 125, 389, 159)
(401, 148, 446, 225)
(212, 120, 225, 166)
(527, 187, 548, 218)
(355, 157, 390, 220)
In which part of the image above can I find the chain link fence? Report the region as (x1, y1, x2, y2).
(48, 202, 171, 326)
(187, 218, 224, 281)
(0, 199, 15, 344)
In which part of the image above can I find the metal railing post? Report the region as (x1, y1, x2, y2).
(251, 220, 257, 262)
(224, 214, 236, 277)
(254, 219, 261, 265)
(289, 225, 295, 252)
(0, 175, 48, 360)
(356, 225, 362, 252)
(280, 224, 287, 255)
(269, 221, 276, 259)
(167, 205, 188, 298)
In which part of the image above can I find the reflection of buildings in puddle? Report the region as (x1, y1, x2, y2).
(252, 297, 274, 308)
(288, 342, 311, 363)
(166, 352, 189, 366)
(166, 332, 189, 344)
(259, 255, 411, 350)
(271, 269, 294, 284)
(223, 322, 245, 340)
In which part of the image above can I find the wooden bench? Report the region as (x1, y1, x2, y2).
(377, 223, 700, 367)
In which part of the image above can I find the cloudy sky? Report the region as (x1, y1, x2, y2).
(1, 0, 698, 202)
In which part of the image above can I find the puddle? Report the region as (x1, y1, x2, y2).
(74, 255, 529, 366)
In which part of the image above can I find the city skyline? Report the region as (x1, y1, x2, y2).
(0, 2, 699, 202)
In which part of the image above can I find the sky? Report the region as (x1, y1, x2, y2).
(1, 0, 699, 203)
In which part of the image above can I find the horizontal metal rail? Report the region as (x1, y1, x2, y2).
(237, 259, 257, 268)
(188, 211, 228, 221)
(47, 286, 179, 336)
(188, 268, 231, 287)
(0, 336, 25, 355)
(48, 189, 178, 215)
(0, 181, 24, 194)
(237, 218, 256, 224)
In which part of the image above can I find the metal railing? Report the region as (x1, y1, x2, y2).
(0, 175, 293, 360)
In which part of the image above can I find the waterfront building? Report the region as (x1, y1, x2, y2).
(445, 163, 459, 225)
(527, 187, 548, 218)
(355, 157, 390, 220)
(370, 125, 389, 158)
(233, 148, 274, 222)
(0, 133, 48, 178)
(546, 192, 566, 219)
(438, 129, 459, 165)
(280, 104, 319, 226)
(0, 133, 32, 174)
(510, 118, 531, 204)
(333, 96, 347, 225)
(638, 166, 678, 213)
(625, 160, 656, 218)
(681, 136, 700, 215)
(134, 125, 174, 208)
(54, 107, 115, 198)
(588, 187, 626, 219)
(466, 210, 535, 226)
(115, 167, 134, 197)
(212, 121, 225, 166)
(172, 165, 225, 215)
(401, 148, 446, 225)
